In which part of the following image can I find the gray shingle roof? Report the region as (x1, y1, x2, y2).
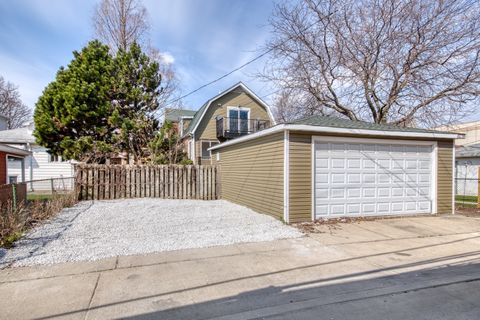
(164, 108, 197, 122)
(184, 102, 208, 136)
(0, 124, 36, 144)
(289, 115, 454, 135)
(456, 143, 480, 158)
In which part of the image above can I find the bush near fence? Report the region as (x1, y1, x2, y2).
(75, 164, 219, 201)
(0, 182, 77, 248)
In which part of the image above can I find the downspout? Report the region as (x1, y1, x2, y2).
(192, 133, 196, 164)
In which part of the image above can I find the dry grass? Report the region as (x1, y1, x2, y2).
(0, 192, 78, 248)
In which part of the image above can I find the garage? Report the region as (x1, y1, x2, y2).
(209, 115, 462, 223)
(313, 137, 435, 218)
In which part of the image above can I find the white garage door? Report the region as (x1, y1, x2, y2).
(314, 137, 435, 218)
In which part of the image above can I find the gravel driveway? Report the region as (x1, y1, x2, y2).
(0, 199, 302, 267)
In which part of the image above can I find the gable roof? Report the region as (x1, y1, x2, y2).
(183, 82, 275, 138)
(210, 115, 463, 151)
(164, 108, 197, 122)
(0, 125, 35, 144)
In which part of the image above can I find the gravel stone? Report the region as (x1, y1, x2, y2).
(0, 199, 302, 267)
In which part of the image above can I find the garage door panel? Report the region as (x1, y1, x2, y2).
(314, 140, 434, 218)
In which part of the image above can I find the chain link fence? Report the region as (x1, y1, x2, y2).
(25, 177, 75, 200)
(455, 165, 479, 208)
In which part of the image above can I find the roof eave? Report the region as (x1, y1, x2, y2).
(209, 124, 463, 151)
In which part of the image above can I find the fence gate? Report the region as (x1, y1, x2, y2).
(75, 165, 219, 201)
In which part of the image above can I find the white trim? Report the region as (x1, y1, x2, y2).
(283, 130, 289, 223)
(209, 124, 462, 151)
(452, 146, 456, 215)
(226, 106, 251, 132)
(311, 137, 315, 221)
(432, 141, 438, 215)
(189, 82, 276, 136)
(311, 136, 437, 218)
(312, 135, 438, 146)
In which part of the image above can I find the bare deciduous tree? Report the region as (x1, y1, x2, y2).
(93, 0, 149, 52)
(0, 76, 31, 129)
(262, 0, 480, 126)
(93, 0, 183, 115)
(273, 87, 333, 122)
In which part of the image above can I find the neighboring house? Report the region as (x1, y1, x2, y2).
(0, 114, 7, 131)
(166, 82, 275, 165)
(0, 143, 30, 184)
(436, 121, 480, 196)
(0, 123, 75, 188)
(455, 143, 480, 196)
(436, 120, 480, 146)
(210, 115, 463, 223)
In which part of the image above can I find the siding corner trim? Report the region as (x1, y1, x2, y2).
(283, 130, 289, 223)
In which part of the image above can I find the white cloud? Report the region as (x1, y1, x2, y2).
(159, 52, 175, 65)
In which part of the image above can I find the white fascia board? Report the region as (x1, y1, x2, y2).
(209, 124, 462, 151)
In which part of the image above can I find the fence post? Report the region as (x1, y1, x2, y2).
(50, 178, 54, 195)
(477, 168, 480, 209)
(12, 184, 17, 211)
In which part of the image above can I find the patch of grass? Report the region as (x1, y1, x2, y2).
(27, 193, 54, 201)
(2, 231, 24, 248)
(456, 202, 478, 208)
(455, 195, 478, 203)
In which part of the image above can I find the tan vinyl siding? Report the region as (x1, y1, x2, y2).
(287, 131, 455, 222)
(437, 140, 453, 214)
(195, 89, 271, 140)
(289, 133, 312, 223)
(213, 132, 284, 219)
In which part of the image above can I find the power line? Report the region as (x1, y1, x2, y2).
(164, 48, 274, 106)
(164, 19, 320, 107)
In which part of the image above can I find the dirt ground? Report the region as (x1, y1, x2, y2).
(455, 205, 480, 217)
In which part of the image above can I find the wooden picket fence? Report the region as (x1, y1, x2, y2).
(75, 165, 219, 201)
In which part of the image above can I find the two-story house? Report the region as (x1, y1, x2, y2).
(165, 82, 275, 164)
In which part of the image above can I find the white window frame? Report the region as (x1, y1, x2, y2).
(201, 141, 218, 160)
(226, 106, 250, 133)
(49, 153, 63, 163)
(310, 136, 438, 220)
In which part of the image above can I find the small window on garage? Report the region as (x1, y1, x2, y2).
(201, 141, 218, 159)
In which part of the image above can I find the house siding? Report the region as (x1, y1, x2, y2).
(289, 133, 312, 223)
(288, 132, 455, 222)
(212, 132, 284, 219)
(7, 145, 75, 187)
(195, 89, 272, 141)
(0, 152, 6, 184)
(437, 140, 454, 214)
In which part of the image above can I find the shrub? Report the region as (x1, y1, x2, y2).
(0, 192, 78, 248)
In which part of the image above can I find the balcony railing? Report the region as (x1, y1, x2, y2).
(216, 117, 271, 140)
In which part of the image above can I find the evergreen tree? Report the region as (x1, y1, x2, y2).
(34, 41, 114, 162)
(109, 42, 162, 163)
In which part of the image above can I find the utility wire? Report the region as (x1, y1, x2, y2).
(164, 48, 274, 106)
(164, 19, 320, 107)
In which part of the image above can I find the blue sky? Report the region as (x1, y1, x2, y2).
(0, 0, 276, 112)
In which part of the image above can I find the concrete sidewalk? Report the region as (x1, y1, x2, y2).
(1, 214, 480, 319)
